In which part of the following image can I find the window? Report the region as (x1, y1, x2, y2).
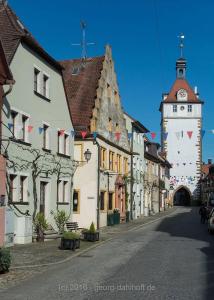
(100, 147, 107, 169)
(11, 111, 18, 138)
(9, 174, 17, 202)
(108, 192, 114, 210)
(73, 190, 80, 212)
(43, 74, 49, 98)
(64, 133, 69, 156)
(108, 118, 112, 132)
(21, 115, 29, 142)
(20, 176, 28, 202)
(58, 180, 69, 203)
(116, 123, 120, 132)
(123, 157, 128, 174)
(172, 105, 177, 112)
(58, 131, 64, 154)
(100, 191, 106, 210)
(34, 68, 40, 92)
(116, 154, 122, 173)
(188, 105, 192, 112)
(109, 151, 115, 171)
(43, 124, 50, 150)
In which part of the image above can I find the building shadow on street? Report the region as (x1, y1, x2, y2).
(156, 207, 214, 300)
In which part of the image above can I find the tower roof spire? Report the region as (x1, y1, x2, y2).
(178, 33, 185, 58)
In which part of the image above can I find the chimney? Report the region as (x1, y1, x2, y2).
(208, 159, 212, 165)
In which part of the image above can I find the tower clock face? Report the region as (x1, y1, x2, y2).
(177, 89, 187, 101)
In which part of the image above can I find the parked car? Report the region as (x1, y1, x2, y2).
(208, 208, 214, 234)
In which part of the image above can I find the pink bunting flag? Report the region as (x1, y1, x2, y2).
(187, 131, 193, 139)
(115, 132, 121, 141)
(59, 130, 65, 136)
(151, 132, 156, 139)
(28, 125, 33, 133)
(81, 131, 87, 139)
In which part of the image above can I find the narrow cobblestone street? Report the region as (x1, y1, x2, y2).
(1, 207, 214, 300)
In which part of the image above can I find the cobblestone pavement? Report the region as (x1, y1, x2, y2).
(0, 208, 176, 291)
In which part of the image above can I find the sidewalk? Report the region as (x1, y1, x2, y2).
(0, 207, 176, 290)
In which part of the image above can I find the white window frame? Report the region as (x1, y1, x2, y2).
(42, 71, 50, 99)
(43, 121, 50, 150)
(58, 179, 69, 203)
(64, 132, 70, 156)
(172, 105, 177, 113)
(34, 65, 41, 93)
(188, 105, 192, 113)
(19, 174, 28, 202)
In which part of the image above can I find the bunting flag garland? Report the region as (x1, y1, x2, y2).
(187, 131, 193, 139)
(81, 131, 87, 139)
(38, 127, 43, 134)
(162, 132, 168, 140)
(8, 123, 13, 130)
(27, 125, 33, 133)
(93, 131, 97, 139)
(115, 132, 121, 141)
(128, 132, 133, 140)
(201, 129, 205, 138)
(175, 132, 181, 140)
(70, 130, 75, 137)
(59, 129, 65, 136)
(151, 132, 156, 139)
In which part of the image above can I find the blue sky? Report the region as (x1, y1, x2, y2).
(9, 0, 214, 161)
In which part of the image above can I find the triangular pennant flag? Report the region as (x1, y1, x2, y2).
(175, 132, 181, 140)
(115, 132, 121, 141)
(28, 125, 33, 133)
(8, 123, 13, 130)
(201, 129, 205, 138)
(162, 132, 168, 140)
(181, 130, 184, 138)
(93, 131, 97, 139)
(128, 132, 133, 140)
(70, 130, 75, 137)
(151, 132, 156, 139)
(81, 131, 87, 139)
(39, 127, 44, 134)
(187, 131, 193, 139)
(59, 129, 65, 136)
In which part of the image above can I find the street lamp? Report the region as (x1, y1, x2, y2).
(84, 149, 92, 163)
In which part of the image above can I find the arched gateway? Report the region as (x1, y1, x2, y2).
(173, 186, 191, 206)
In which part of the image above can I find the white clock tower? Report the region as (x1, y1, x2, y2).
(160, 35, 204, 205)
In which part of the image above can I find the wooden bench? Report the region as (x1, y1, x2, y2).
(66, 222, 79, 232)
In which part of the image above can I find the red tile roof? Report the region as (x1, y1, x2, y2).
(0, 2, 62, 70)
(164, 79, 201, 103)
(60, 57, 105, 130)
(202, 164, 212, 176)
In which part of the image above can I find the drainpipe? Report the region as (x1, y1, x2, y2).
(93, 139, 100, 230)
(130, 124, 134, 220)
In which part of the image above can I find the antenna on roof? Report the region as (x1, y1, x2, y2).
(177, 33, 185, 58)
(72, 21, 95, 62)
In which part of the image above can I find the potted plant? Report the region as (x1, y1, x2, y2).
(83, 222, 99, 242)
(113, 208, 120, 224)
(0, 248, 11, 273)
(60, 231, 80, 251)
(34, 212, 48, 242)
